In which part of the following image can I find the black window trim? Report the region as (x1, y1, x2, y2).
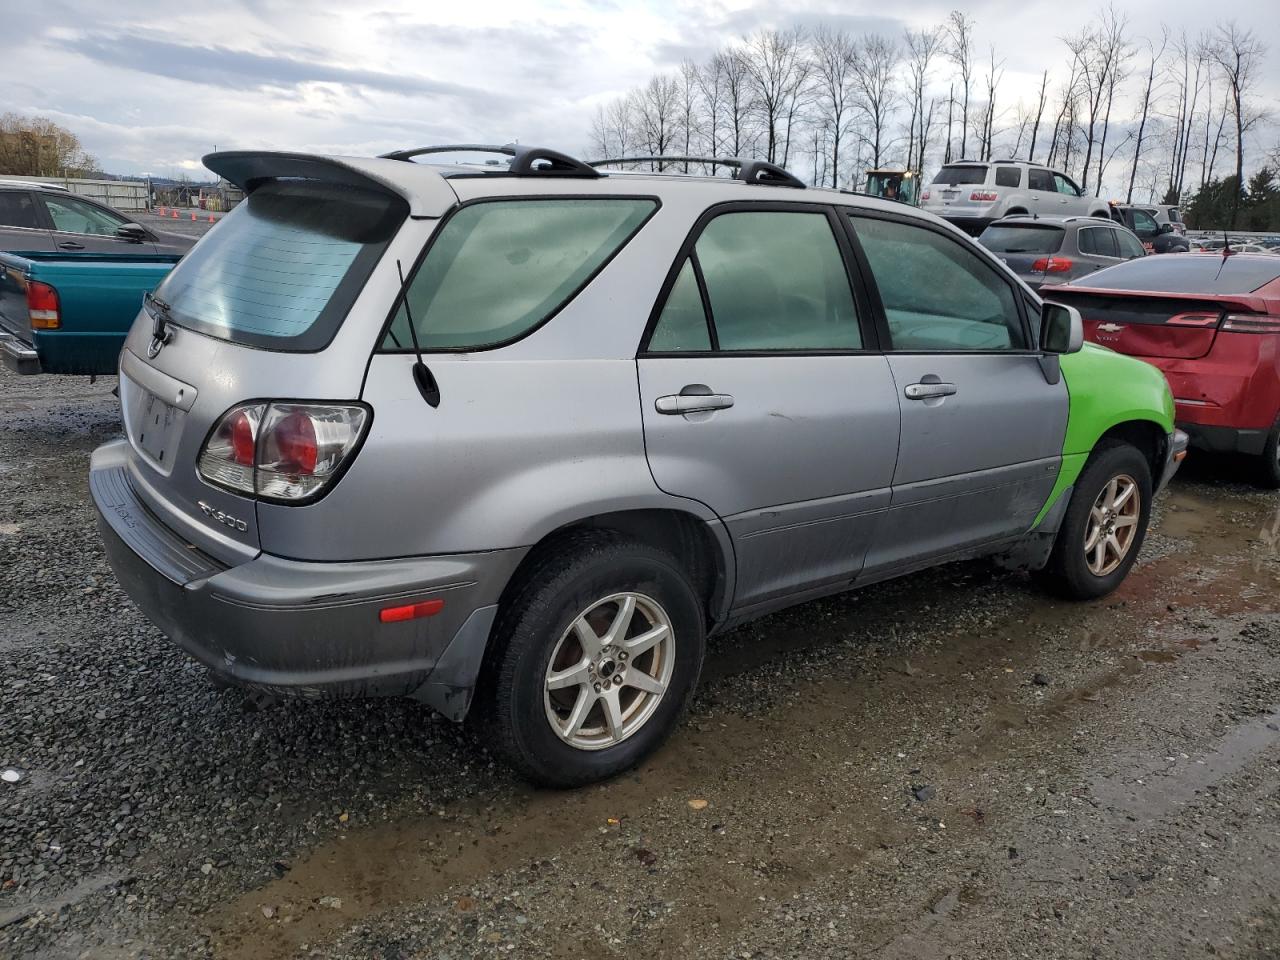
(375, 193, 662, 356)
(840, 207, 1040, 356)
(637, 199, 881, 359)
(0, 188, 53, 233)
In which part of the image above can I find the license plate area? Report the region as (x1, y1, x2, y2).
(121, 372, 187, 476)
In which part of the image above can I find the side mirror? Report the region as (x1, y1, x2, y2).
(115, 223, 148, 242)
(1158, 223, 1174, 235)
(1041, 302, 1083, 354)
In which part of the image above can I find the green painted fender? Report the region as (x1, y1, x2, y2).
(1034, 343, 1175, 525)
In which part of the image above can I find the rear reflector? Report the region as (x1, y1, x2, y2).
(1221, 314, 1280, 334)
(970, 191, 999, 202)
(26, 280, 60, 330)
(379, 599, 445, 623)
(1031, 257, 1074, 273)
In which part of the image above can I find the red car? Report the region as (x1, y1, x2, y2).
(1048, 253, 1280, 487)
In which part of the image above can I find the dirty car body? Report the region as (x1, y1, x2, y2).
(91, 146, 1185, 785)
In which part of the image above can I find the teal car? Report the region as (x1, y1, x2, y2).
(0, 251, 180, 376)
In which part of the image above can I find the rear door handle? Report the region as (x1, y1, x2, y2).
(904, 382, 957, 400)
(57, 241, 85, 250)
(655, 391, 734, 415)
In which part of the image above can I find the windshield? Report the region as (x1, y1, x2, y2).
(153, 180, 406, 351)
(1074, 254, 1280, 294)
(979, 224, 1064, 254)
(932, 165, 988, 186)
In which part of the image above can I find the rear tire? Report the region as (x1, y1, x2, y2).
(1039, 442, 1153, 600)
(1257, 417, 1280, 489)
(480, 531, 705, 788)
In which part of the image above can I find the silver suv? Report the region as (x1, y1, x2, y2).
(921, 160, 1113, 235)
(91, 145, 1184, 786)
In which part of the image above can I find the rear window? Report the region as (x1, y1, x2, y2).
(931, 165, 988, 186)
(1074, 254, 1280, 294)
(994, 166, 1022, 188)
(979, 224, 1063, 254)
(1167, 208, 1181, 223)
(154, 180, 406, 351)
(382, 198, 656, 351)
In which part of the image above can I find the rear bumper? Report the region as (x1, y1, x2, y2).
(0, 332, 40, 375)
(1178, 421, 1268, 457)
(90, 441, 524, 716)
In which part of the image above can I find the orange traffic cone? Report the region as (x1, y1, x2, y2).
(171, 210, 178, 219)
(207, 214, 215, 223)
(190, 211, 197, 221)
(157, 206, 165, 216)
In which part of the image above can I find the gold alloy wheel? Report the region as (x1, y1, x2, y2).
(1084, 474, 1141, 576)
(543, 592, 675, 751)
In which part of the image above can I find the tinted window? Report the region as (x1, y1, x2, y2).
(931, 165, 988, 186)
(1167, 208, 1182, 223)
(1053, 173, 1081, 196)
(1074, 255, 1280, 294)
(852, 216, 1024, 351)
(648, 258, 711, 351)
(691, 211, 861, 351)
(1130, 208, 1159, 238)
(1115, 230, 1146, 259)
(1028, 169, 1055, 192)
(994, 166, 1022, 188)
(385, 198, 655, 351)
(980, 224, 1063, 254)
(0, 191, 41, 230)
(156, 180, 405, 351)
(41, 195, 125, 235)
(1079, 227, 1117, 258)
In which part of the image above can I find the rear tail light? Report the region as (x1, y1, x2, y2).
(1165, 312, 1221, 328)
(970, 191, 999, 202)
(1031, 257, 1074, 274)
(198, 402, 369, 503)
(1221, 314, 1280, 334)
(26, 281, 60, 330)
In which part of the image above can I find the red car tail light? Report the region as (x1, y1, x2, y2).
(1165, 312, 1221, 328)
(970, 190, 999, 202)
(26, 280, 61, 330)
(1031, 257, 1074, 274)
(198, 402, 369, 502)
(1221, 313, 1280, 334)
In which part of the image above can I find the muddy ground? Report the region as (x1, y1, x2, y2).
(1, 365, 1278, 960)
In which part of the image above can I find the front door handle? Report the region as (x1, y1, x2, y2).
(655, 387, 734, 415)
(904, 382, 957, 400)
(57, 241, 85, 250)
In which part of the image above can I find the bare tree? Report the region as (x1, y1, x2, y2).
(1126, 31, 1167, 203)
(945, 11, 975, 159)
(1027, 70, 1050, 162)
(812, 26, 857, 187)
(739, 28, 809, 164)
(1092, 8, 1132, 194)
(850, 33, 899, 169)
(975, 46, 1004, 161)
(676, 60, 702, 172)
(633, 74, 681, 167)
(0, 113, 99, 176)
(903, 25, 945, 175)
(1063, 4, 1128, 192)
(1209, 22, 1268, 228)
(695, 55, 727, 161)
(720, 50, 756, 159)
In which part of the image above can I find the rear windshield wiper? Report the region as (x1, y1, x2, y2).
(144, 290, 174, 345)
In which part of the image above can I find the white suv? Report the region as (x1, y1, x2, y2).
(921, 160, 1112, 235)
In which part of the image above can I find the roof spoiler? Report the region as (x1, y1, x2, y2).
(202, 151, 458, 217)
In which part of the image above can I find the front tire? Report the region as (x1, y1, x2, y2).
(481, 532, 705, 788)
(1040, 442, 1153, 600)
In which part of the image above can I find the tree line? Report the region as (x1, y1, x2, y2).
(0, 113, 100, 179)
(588, 8, 1273, 229)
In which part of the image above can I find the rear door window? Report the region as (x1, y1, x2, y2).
(1115, 229, 1146, 259)
(0, 191, 42, 230)
(994, 167, 1022, 188)
(1028, 169, 1055, 192)
(1079, 227, 1118, 258)
(1053, 173, 1081, 196)
(383, 198, 656, 351)
(646, 209, 862, 352)
(155, 180, 406, 351)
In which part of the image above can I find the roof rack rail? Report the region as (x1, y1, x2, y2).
(378, 143, 601, 178)
(588, 155, 806, 189)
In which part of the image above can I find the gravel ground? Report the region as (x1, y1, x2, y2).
(1, 365, 1278, 960)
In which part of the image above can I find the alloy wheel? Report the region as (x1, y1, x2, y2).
(1084, 474, 1141, 576)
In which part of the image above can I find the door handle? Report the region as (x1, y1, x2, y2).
(57, 241, 85, 250)
(904, 382, 957, 400)
(655, 391, 734, 415)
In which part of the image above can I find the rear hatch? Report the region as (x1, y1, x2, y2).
(113, 156, 438, 565)
(978, 222, 1065, 287)
(923, 164, 989, 214)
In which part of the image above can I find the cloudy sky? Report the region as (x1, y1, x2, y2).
(3, 0, 1277, 179)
